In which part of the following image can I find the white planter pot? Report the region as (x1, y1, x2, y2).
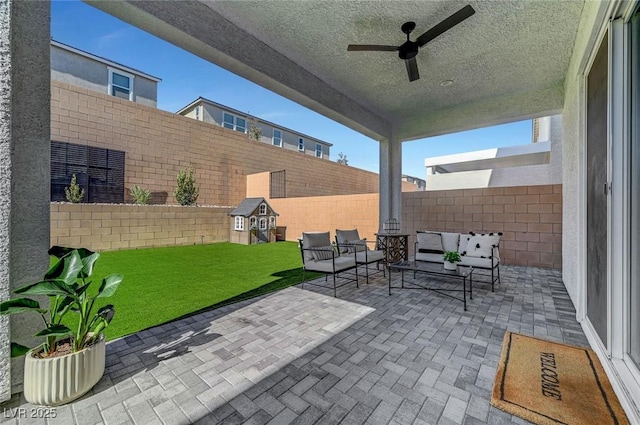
(23, 336, 106, 406)
(443, 261, 458, 271)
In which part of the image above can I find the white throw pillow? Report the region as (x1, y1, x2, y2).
(458, 233, 473, 255)
(465, 233, 502, 258)
(416, 232, 443, 254)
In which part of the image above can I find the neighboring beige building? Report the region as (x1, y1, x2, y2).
(176, 97, 332, 159)
(51, 40, 160, 107)
(49, 43, 388, 205)
(424, 115, 563, 190)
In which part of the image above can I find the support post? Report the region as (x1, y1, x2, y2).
(0, 0, 51, 400)
(379, 136, 402, 231)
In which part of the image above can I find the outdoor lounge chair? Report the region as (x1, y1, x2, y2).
(299, 231, 358, 297)
(335, 229, 385, 284)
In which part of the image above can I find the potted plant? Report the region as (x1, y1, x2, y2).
(443, 251, 461, 271)
(0, 246, 122, 406)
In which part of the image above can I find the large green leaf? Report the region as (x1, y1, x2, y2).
(48, 246, 95, 260)
(14, 280, 75, 298)
(44, 250, 83, 285)
(79, 252, 100, 279)
(96, 305, 115, 323)
(0, 298, 46, 315)
(34, 324, 72, 337)
(97, 274, 123, 298)
(10, 343, 31, 358)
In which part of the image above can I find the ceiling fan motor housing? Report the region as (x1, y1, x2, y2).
(399, 41, 418, 60)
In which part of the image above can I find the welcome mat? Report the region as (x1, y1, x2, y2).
(491, 332, 630, 425)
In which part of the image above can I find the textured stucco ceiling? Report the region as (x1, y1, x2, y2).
(89, 0, 585, 142)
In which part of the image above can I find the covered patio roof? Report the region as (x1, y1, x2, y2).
(88, 0, 584, 142)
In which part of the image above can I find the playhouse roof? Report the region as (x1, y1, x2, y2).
(229, 197, 278, 217)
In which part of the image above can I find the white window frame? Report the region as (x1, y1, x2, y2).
(259, 203, 267, 215)
(234, 216, 245, 231)
(249, 216, 257, 228)
(298, 137, 305, 152)
(269, 216, 276, 228)
(259, 218, 268, 230)
(108, 67, 134, 101)
(222, 112, 247, 133)
(315, 143, 323, 158)
(236, 116, 247, 133)
(273, 129, 283, 147)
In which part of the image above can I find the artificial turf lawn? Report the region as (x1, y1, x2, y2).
(81, 242, 318, 341)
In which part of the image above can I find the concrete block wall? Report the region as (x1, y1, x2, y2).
(50, 82, 386, 207)
(261, 184, 562, 269)
(268, 193, 381, 244)
(402, 184, 562, 268)
(50, 203, 232, 251)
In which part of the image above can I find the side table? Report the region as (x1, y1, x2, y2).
(375, 233, 409, 266)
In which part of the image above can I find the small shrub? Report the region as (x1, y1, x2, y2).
(247, 117, 262, 141)
(130, 185, 151, 205)
(174, 165, 199, 206)
(64, 174, 85, 203)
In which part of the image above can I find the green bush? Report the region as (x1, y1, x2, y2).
(130, 185, 151, 205)
(64, 174, 85, 203)
(174, 165, 199, 206)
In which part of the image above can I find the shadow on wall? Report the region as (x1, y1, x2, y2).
(149, 191, 168, 205)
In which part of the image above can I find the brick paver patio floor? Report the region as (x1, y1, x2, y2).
(0, 265, 588, 425)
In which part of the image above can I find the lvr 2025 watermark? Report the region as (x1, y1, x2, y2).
(3, 407, 57, 419)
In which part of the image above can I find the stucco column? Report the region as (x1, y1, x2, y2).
(379, 137, 402, 231)
(0, 0, 51, 400)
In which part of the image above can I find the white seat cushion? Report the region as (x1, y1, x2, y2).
(305, 256, 356, 273)
(459, 255, 499, 269)
(415, 252, 444, 263)
(355, 249, 384, 264)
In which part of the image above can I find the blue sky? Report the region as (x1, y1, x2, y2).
(51, 1, 533, 179)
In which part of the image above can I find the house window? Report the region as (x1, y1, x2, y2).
(269, 216, 276, 229)
(259, 203, 267, 215)
(273, 129, 282, 147)
(259, 218, 267, 230)
(236, 117, 246, 133)
(234, 216, 244, 231)
(249, 216, 257, 229)
(298, 137, 305, 151)
(315, 143, 322, 158)
(108, 68, 134, 101)
(222, 112, 246, 133)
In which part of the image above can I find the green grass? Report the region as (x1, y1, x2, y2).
(79, 242, 318, 341)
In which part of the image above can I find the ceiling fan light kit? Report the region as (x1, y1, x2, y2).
(347, 5, 475, 82)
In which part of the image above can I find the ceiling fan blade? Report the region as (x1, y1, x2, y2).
(347, 45, 399, 52)
(405, 57, 420, 82)
(415, 5, 475, 47)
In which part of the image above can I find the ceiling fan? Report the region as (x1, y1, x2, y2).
(347, 5, 475, 82)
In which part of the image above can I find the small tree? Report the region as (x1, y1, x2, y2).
(64, 174, 85, 203)
(174, 165, 199, 206)
(337, 152, 349, 165)
(130, 185, 151, 205)
(247, 117, 262, 141)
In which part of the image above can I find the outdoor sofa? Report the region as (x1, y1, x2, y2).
(414, 230, 502, 290)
